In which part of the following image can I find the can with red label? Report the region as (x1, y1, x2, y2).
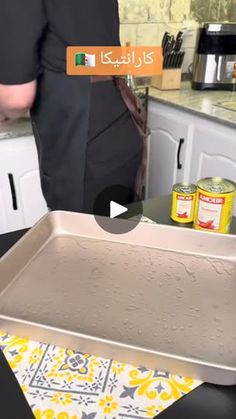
(194, 177, 236, 234)
(171, 183, 197, 223)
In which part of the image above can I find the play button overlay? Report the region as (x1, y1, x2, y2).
(110, 201, 128, 219)
(93, 185, 143, 234)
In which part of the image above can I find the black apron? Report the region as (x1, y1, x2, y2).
(31, 71, 91, 212)
(30, 0, 143, 213)
(31, 73, 143, 213)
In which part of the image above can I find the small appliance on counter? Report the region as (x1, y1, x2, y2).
(192, 22, 236, 91)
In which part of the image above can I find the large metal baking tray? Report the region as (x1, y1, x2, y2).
(0, 211, 236, 385)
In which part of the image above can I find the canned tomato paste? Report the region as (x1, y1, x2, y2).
(171, 183, 197, 223)
(194, 177, 235, 234)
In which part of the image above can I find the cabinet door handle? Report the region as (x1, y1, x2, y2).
(8, 173, 18, 210)
(177, 138, 184, 170)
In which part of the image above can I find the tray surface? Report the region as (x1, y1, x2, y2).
(0, 211, 236, 385)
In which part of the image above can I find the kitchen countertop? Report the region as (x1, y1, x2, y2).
(0, 82, 235, 141)
(0, 116, 32, 140)
(133, 195, 236, 234)
(149, 81, 236, 128)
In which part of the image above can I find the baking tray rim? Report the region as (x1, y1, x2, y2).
(0, 314, 235, 386)
(1, 210, 236, 263)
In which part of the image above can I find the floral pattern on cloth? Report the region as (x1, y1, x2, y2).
(0, 331, 202, 419)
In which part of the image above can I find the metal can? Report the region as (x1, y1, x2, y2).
(171, 183, 197, 223)
(194, 177, 236, 234)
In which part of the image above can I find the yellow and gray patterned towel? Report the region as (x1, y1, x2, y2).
(0, 331, 202, 419)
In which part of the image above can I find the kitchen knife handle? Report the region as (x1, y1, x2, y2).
(174, 38, 183, 52)
(177, 138, 184, 170)
(176, 31, 183, 41)
(162, 31, 169, 49)
(8, 173, 18, 210)
(179, 51, 185, 68)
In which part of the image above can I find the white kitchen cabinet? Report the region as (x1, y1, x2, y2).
(0, 135, 48, 234)
(0, 186, 8, 234)
(147, 99, 236, 216)
(190, 119, 236, 216)
(146, 100, 193, 198)
(190, 119, 236, 182)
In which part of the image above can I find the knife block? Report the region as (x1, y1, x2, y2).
(151, 69, 182, 90)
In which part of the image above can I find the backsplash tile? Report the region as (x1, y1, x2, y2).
(190, 0, 233, 22)
(169, 0, 192, 22)
(119, 0, 149, 23)
(147, 0, 171, 23)
(136, 24, 159, 46)
(119, 0, 171, 24)
(229, 0, 236, 20)
(118, 0, 235, 73)
(120, 24, 137, 46)
(219, 0, 231, 20)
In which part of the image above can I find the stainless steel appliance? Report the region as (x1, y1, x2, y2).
(192, 23, 236, 91)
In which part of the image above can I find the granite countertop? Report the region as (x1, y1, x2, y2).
(0, 116, 32, 140)
(149, 81, 236, 128)
(0, 82, 235, 141)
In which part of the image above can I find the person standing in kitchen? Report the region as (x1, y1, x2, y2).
(0, 0, 143, 214)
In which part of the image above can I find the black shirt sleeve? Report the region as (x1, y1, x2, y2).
(0, 0, 47, 84)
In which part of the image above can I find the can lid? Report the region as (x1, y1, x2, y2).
(173, 183, 197, 194)
(198, 177, 235, 194)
